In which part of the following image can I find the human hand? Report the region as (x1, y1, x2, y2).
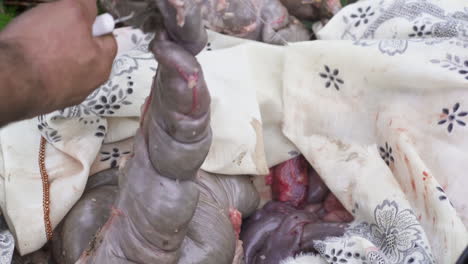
(0, 0, 117, 117)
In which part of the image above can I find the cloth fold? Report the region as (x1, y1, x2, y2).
(0, 0, 467, 262)
(282, 0, 468, 263)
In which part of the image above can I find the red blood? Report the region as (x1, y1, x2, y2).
(229, 208, 242, 239)
(271, 14, 287, 25)
(324, 193, 346, 213)
(271, 155, 309, 208)
(188, 73, 200, 113)
(411, 179, 416, 191)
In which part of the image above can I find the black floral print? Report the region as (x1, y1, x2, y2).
(315, 241, 370, 264)
(408, 24, 432, 38)
(371, 201, 421, 262)
(350, 6, 375, 27)
(352, 252, 363, 260)
(94, 95, 121, 115)
(344, 250, 368, 263)
(86, 80, 133, 116)
(431, 54, 468, 81)
(95, 125, 106, 138)
(459, 60, 468, 80)
(436, 186, 447, 201)
(379, 142, 394, 166)
(60, 74, 136, 119)
(37, 115, 62, 143)
(60, 78, 135, 118)
(130, 32, 154, 52)
(324, 248, 348, 263)
(314, 240, 327, 255)
(366, 251, 387, 264)
(343, 200, 435, 264)
(100, 148, 131, 168)
(366, 201, 425, 262)
(436, 186, 454, 207)
(0, 216, 14, 263)
(437, 102, 467, 133)
(78, 117, 102, 125)
(126, 75, 135, 93)
(319, 65, 344, 90)
(345, 0, 467, 54)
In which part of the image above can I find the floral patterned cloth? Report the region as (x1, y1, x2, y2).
(0, 216, 14, 264)
(0, 0, 467, 262)
(283, 0, 468, 263)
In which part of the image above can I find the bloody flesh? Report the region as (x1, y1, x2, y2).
(270, 155, 309, 207)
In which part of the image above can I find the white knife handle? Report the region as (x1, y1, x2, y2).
(92, 13, 115, 37)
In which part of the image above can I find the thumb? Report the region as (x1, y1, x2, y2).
(94, 34, 117, 81)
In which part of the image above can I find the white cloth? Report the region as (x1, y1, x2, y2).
(281, 253, 327, 264)
(0, 0, 467, 262)
(282, 0, 468, 263)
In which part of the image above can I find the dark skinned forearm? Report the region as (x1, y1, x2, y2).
(0, 0, 117, 128)
(0, 39, 44, 127)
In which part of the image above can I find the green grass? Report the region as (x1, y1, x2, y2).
(302, 20, 314, 31)
(0, 3, 17, 30)
(340, 0, 359, 6)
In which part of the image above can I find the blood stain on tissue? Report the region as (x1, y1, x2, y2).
(271, 14, 286, 25)
(270, 155, 309, 207)
(411, 179, 416, 192)
(422, 171, 429, 181)
(229, 208, 242, 239)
